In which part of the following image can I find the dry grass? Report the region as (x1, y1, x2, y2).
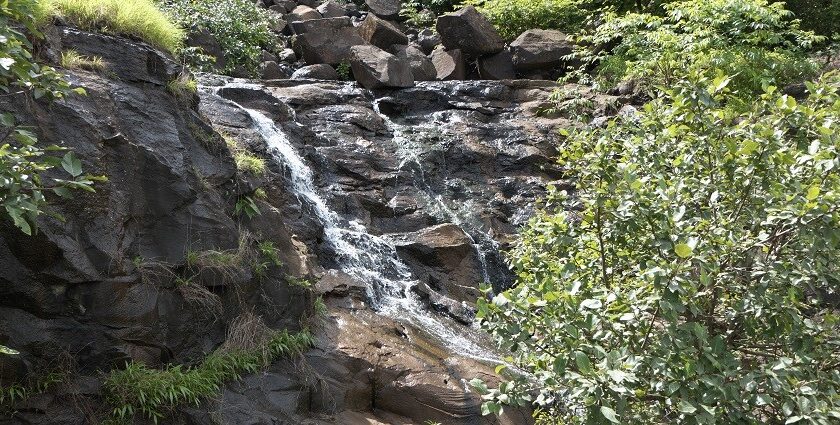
(133, 257, 177, 287)
(59, 49, 105, 71)
(175, 277, 223, 319)
(219, 311, 274, 365)
(223, 134, 267, 176)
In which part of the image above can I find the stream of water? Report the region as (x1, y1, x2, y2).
(207, 82, 502, 362)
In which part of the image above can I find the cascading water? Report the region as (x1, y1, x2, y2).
(205, 82, 501, 362)
(373, 101, 502, 286)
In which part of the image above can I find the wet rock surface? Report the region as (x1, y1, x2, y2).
(0, 26, 625, 425)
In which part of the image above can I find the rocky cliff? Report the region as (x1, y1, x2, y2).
(0, 23, 623, 425)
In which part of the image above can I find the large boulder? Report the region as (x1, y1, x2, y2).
(358, 13, 408, 50)
(365, 0, 401, 19)
(292, 17, 366, 65)
(287, 5, 321, 22)
(478, 50, 515, 80)
(389, 44, 436, 81)
(416, 28, 441, 54)
(316, 0, 347, 17)
(186, 28, 226, 70)
(436, 6, 503, 58)
(509, 29, 574, 71)
(291, 64, 341, 80)
(430, 46, 465, 80)
(349, 45, 414, 89)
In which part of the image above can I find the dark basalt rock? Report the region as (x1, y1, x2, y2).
(478, 50, 516, 80)
(349, 45, 414, 89)
(291, 17, 366, 65)
(509, 29, 575, 72)
(430, 46, 466, 80)
(358, 13, 409, 50)
(365, 0, 401, 20)
(436, 6, 504, 58)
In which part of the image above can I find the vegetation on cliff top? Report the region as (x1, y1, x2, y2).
(40, 0, 184, 53)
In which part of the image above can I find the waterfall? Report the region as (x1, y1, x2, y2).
(372, 100, 501, 286)
(207, 83, 501, 362)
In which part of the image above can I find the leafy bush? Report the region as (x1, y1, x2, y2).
(105, 328, 313, 423)
(1, 0, 101, 236)
(161, 0, 278, 76)
(41, 0, 184, 53)
(579, 0, 822, 94)
(461, 0, 589, 40)
(475, 72, 840, 424)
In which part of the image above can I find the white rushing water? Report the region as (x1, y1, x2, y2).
(208, 83, 502, 362)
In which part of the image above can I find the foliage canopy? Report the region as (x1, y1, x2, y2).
(477, 69, 840, 424)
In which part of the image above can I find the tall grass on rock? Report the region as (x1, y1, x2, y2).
(41, 0, 184, 53)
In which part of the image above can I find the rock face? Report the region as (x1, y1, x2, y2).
(431, 46, 466, 80)
(358, 13, 409, 50)
(316, 0, 347, 18)
(349, 45, 414, 89)
(436, 6, 504, 57)
(0, 23, 626, 425)
(288, 5, 322, 22)
(510, 29, 574, 71)
(292, 17, 366, 65)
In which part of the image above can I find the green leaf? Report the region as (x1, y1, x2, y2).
(574, 351, 592, 374)
(675, 243, 693, 258)
(0, 345, 19, 355)
(679, 400, 697, 414)
(806, 185, 820, 201)
(61, 152, 82, 177)
(601, 406, 620, 423)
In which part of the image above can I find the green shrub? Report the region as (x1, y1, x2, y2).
(41, 0, 184, 53)
(105, 328, 313, 423)
(578, 0, 822, 94)
(474, 72, 840, 424)
(161, 0, 278, 76)
(462, 0, 589, 40)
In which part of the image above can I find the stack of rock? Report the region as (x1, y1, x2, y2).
(185, 0, 577, 88)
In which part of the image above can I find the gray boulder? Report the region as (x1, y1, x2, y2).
(297, 0, 321, 7)
(260, 61, 291, 79)
(416, 28, 440, 54)
(365, 0, 401, 19)
(291, 64, 340, 80)
(288, 5, 321, 22)
(349, 45, 414, 89)
(316, 0, 347, 18)
(389, 44, 436, 81)
(436, 6, 503, 58)
(430, 46, 465, 80)
(509, 29, 574, 71)
(477, 50, 515, 80)
(186, 28, 226, 70)
(292, 17, 366, 65)
(271, 0, 296, 13)
(358, 14, 408, 50)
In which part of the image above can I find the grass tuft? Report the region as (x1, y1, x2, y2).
(224, 134, 266, 176)
(104, 325, 313, 423)
(59, 49, 105, 71)
(167, 73, 197, 100)
(42, 0, 184, 53)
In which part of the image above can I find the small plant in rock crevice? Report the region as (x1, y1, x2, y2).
(224, 134, 267, 176)
(59, 50, 105, 71)
(234, 195, 261, 219)
(166, 73, 197, 100)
